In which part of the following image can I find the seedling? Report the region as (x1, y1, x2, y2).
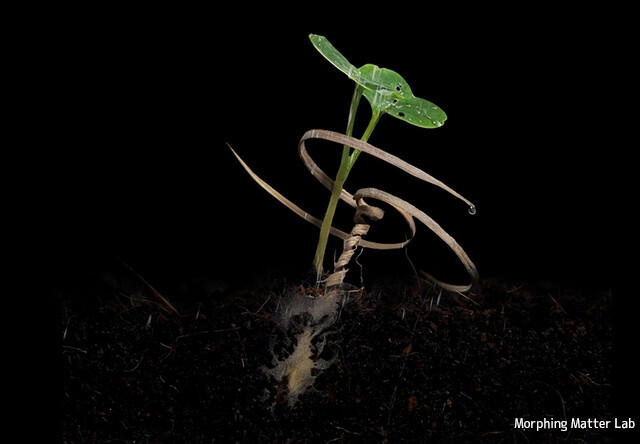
(228, 34, 478, 406)
(308, 34, 448, 280)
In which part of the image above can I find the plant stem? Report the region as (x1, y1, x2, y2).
(348, 111, 380, 170)
(313, 85, 381, 280)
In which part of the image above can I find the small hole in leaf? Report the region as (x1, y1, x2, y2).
(392, 99, 398, 104)
(396, 85, 401, 91)
(397, 112, 405, 117)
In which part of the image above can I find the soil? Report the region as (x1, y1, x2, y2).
(54, 258, 632, 444)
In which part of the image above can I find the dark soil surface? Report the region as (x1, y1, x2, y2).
(54, 258, 632, 444)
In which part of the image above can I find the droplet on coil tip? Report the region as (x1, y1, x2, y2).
(468, 205, 476, 215)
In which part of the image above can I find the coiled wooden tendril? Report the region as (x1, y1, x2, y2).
(228, 129, 478, 294)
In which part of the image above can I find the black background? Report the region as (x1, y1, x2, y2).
(40, 6, 622, 292)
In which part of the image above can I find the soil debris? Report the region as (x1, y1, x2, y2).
(59, 266, 616, 442)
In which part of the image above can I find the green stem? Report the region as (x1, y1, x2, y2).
(348, 111, 380, 169)
(313, 85, 381, 280)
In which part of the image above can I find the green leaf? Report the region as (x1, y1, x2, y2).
(309, 34, 446, 129)
(308, 34, 380, 92)
(360, 64, 447, 128)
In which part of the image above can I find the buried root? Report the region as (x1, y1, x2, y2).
(262, 288, 346, 407)
(262, 222, 367, 407)
(262, 211, 370, 407)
